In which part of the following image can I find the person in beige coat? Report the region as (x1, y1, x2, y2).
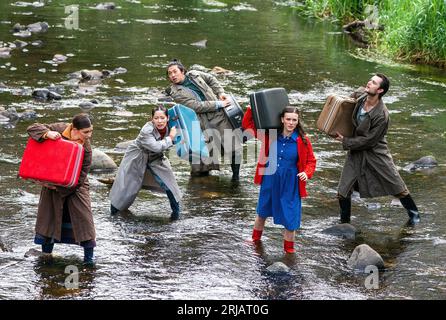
(335, 73, 420, 225)
(166, 59, 242, 180)
(26, 113, 96, 264)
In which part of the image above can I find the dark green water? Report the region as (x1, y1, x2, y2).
(1, 0, 445, 299)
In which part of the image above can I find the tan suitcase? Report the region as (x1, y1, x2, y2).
(317, 95, 357, 137)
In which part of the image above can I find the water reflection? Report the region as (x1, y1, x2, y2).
(33, 256, 96, 299)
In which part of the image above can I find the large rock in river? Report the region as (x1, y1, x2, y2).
(403, 156, 438, 172)
(266, 262, 290, 273)
(322, 223, 359, 240)
(347, 244, 384, 271)
(91, 149, 117, 172)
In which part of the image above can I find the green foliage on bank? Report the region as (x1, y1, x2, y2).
(297, 0, 446, 68)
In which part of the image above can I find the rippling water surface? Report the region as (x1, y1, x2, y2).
(1, 0, 445, 300)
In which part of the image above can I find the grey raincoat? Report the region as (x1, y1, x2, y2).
(338, 89, 408, 198)
(109, 122, 181, 211)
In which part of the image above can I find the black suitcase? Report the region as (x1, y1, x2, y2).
(249, 88, 289, 129)
(223, 93, 244, 129)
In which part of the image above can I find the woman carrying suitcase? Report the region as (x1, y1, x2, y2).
(110, 106, 182, 220)
(27, 113, 96, 264)
(242, 106, 316, 253)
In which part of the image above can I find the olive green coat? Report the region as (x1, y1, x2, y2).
(168, 70, 242, 172)
(26, 123, 95, 243)
(338, 90, 407, 198)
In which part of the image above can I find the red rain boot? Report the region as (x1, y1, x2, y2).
(284, 240, 295, 254)
(252, 229, 263, 242)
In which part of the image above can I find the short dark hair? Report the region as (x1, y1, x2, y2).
(376, 73, 390, 98)
(166, 59, 186, 76)
(72, 113, 92, 129)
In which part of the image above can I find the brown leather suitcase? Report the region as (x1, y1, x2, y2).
(316, 95, 357, 137)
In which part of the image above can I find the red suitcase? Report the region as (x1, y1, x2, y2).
(19, 137, 84, 188)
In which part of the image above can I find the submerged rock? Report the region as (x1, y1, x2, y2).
(403, 156, 438, 172)
(0, 107, 19, 122)
(24, 248, 44, 257)
(52, 54, 68, 63)
(13, 40, 28, 49)
(79, 100, 99, 111)
(0, 47, 12, 58)
(95, 2, 116, 10)
(347, 244, 384, 271)
(27, 22, 49, 33)
(81, 69, 111, 81)
(31, 40, 44, 47)
(32, 88, 62, 100)
(19, 109, 37, 120)
(91, 149, 118, 172)
(266, 262, 290, 273)
(322, 223, 359, 240)
(0, 236, 13, 252)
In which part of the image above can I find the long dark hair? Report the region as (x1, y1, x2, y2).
(280, 106, 307, 144)
(166, 59, 187, 77)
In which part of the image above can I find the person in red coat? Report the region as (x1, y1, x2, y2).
(242, 106, 316, 253)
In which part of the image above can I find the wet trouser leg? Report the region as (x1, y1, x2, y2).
(147, 166, 181, 220)
(166, 189, 181, 220)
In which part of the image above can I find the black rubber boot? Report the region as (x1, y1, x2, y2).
(230, 163, 240, 182)
(399, 194, 421, 225)
(339, 197, 351, 223)
(230, 153, 241, 182)
(83, 247, 95, 266)
(42, 243, 54, 254)
(110, 204, 119, 215)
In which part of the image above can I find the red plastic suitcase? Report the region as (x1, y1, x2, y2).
(19, 137, 84, 187)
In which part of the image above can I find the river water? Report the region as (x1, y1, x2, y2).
(1, 0, 445, 300)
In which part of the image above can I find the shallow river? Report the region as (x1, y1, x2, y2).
(0, 0, 445, 299)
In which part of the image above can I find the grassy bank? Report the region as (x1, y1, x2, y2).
(297, 0, 446, 68)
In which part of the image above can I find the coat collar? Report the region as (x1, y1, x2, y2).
(356, 94, 385, 120)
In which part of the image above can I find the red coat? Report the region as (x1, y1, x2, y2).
(242, 107, 317, 198)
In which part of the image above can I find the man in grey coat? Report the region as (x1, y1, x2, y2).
(166, 60, 242, 181)
(335, 73, 420, 225)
